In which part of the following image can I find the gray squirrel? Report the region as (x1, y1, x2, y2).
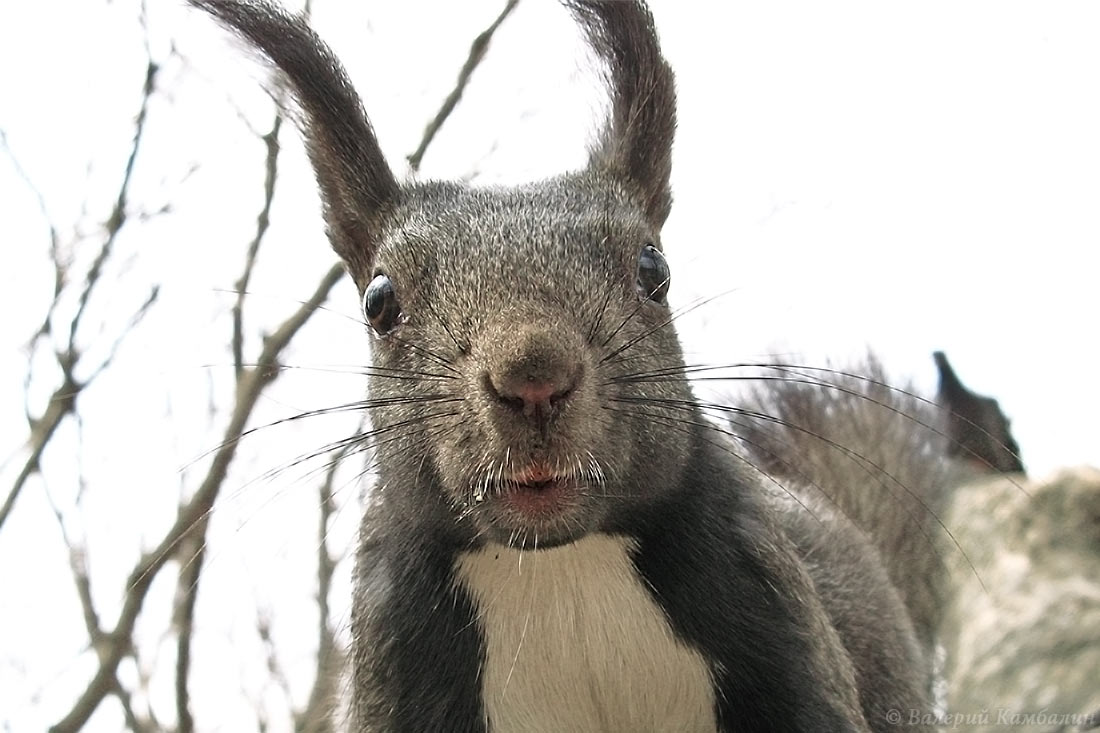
(186, 1, 1001, 730)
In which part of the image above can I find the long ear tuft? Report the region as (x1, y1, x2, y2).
(566, 0, 676, 227)
(189, 0, 400, 280)
(933, 351, 1025, 474)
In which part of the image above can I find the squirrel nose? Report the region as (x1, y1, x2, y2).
(488, 371, 578, 418)
(481, 323, 585, 423)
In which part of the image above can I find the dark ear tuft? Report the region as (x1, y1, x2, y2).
(189, 0, 400, 281)
(933, 351, 1025, 474)
(566, 0, 677, 228)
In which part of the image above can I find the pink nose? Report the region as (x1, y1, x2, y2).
(481, 324, 583, 422)
(490, 373, 576, 418)
(514, 379, 559, 408)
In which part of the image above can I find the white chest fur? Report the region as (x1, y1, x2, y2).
(455, 534, 717, 733)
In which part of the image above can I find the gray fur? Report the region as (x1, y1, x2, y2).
(736, 356, 960, 657)
(187, 2, 958, 730)
(736, 354, 1025, 660)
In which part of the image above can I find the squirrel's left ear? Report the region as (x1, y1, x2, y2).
(189, 0, 400, 284)
(566, 0, 677, 229)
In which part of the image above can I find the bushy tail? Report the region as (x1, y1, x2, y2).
(734, 352, 1022, 653)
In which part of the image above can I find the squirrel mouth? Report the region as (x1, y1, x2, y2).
(469, 462, 601, 548)
(489, 466, 580, 519)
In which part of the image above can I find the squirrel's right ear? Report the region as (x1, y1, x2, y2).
(566, 0, 677, 228)
(188, 0, 399, 283)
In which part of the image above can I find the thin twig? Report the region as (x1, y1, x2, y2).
(406, 0, 520, 171)
(0, 369, 79, 532)
(44, 488, 155, 733)
(297, 415, 363, 733)
(173, 532, 203, 733)
(180, 103, 284, 728)
(0, 128, 64, 331)
(233, 115, 283, 378)
(0, 284, 160, 534)
(69, 59, 157, 348)
(257, 610, 294, 706)
(83, 287, 161, 384)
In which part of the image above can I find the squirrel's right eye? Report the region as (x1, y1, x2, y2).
(363, 274, 401, 335)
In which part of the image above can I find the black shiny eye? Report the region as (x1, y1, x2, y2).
(363, 274, 401, 335)
(636, 244, 670, 303)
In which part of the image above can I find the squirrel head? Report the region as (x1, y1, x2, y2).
(191, 0, 694, 549)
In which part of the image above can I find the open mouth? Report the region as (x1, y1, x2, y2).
(489, 466, 580, 520)
(469, 463, 600, 549)
(501, 478, 574, 516)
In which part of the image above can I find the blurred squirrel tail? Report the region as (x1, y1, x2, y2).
(734, 351, 1023, 652)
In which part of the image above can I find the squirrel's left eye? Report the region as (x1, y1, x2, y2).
(636, 244, 670, 304)
(363, 274, 402, 335)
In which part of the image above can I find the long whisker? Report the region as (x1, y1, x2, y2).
(422, 297, 467, 355)
(198, 361, 458, 381)
(171, 415, 462, 578)
(762, 363, 1028, 475)
(609, 394, 983, 591)
(585, 255, 617, 345)
(599, 287, 738, 365)
(597, 275, 669, 350)
(257, 410, 462, 487)
(387, 333, 461, 375)
(602, 404, 827, 522)
(606, 364, 1027, 483)
(180, 394, 463, 472)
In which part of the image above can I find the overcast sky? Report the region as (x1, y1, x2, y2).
(2, 1, 1099, 729)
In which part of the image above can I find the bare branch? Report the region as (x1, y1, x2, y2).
(0, 54, 160, 534)
(1, 126, 68, 462)
(44, 486, 156, 733)
(233, 115, 283, 378)
(0, 128, 64, 312)
(173, 533, 203, 733)
(83, 286, 161, 384)
(69, 59, 158, 348)
(178, 102, 287, 731)
(407, 0, 520, 171)
(114, 683, 156, 733)
(0, 368, 80, 532)
(50, 262, 346, 733)
(1, 286, 161, 534)
(257, 610, 294, 707)
(43, 487, 105, 653)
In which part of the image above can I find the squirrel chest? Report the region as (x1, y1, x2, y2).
(455, 533, 718, 733)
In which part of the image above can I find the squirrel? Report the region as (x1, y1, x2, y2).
(185, 1, 1003, 730)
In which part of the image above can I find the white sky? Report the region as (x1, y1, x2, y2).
(2, 0, 1099, 729)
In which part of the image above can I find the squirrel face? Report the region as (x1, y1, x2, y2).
(362, 175, 693, 548)
(187, 0, 685, 549)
